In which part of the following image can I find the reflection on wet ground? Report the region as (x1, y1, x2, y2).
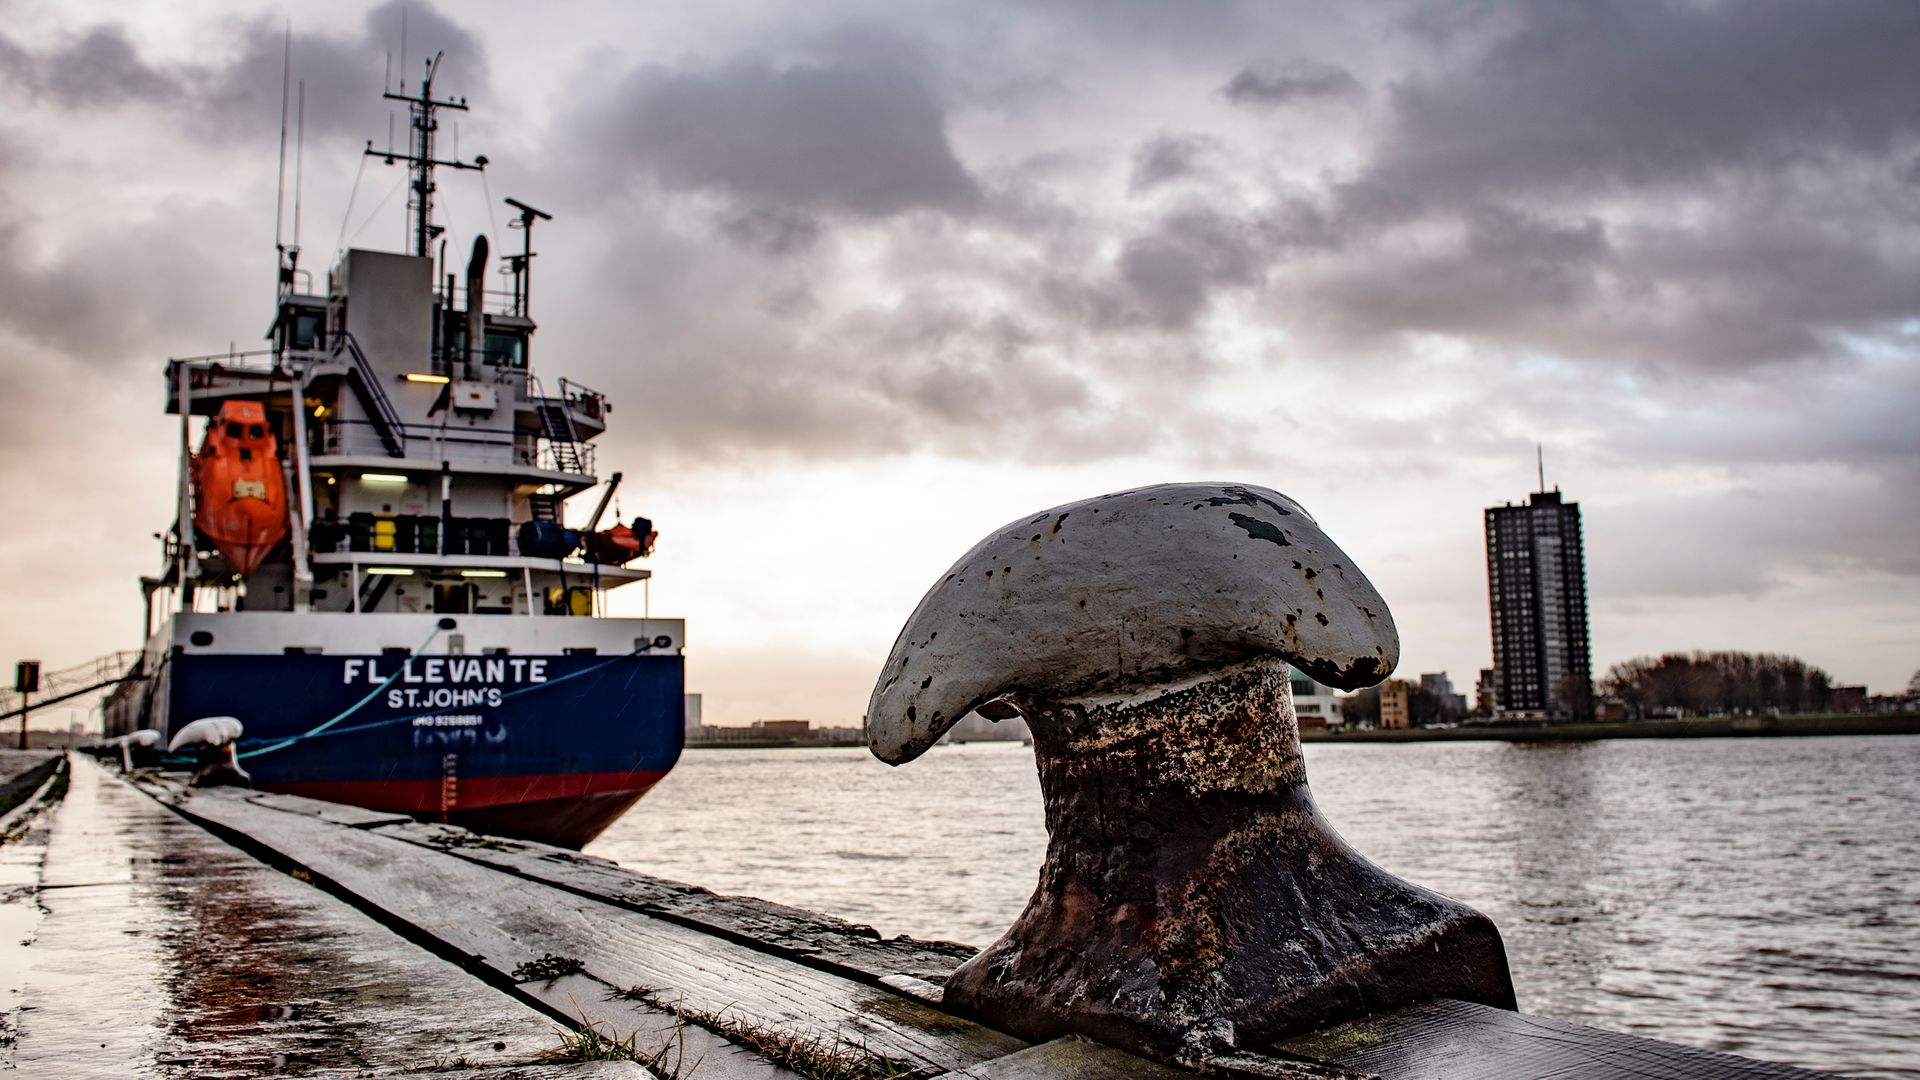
(4, 760, 564, 1077)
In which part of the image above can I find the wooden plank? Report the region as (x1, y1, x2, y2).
(23, 760, 585, 1077)
(937, 1037, 1196, 1080)
(242, 789, 416, 829)
(358, 1065, 652, 1078)
(1274, 998, 1835, 1079)
(371, 818, 981, 988)
(518, 973, 801, 1080)
(159, 787, 1027, 1075)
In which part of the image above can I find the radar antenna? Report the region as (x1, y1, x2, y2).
(364, 51, 487, 258)
(504, 197, 552, 317)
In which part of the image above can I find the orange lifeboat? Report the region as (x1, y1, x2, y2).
(191, 400, 288, 577)
(585, 517, 655, 565)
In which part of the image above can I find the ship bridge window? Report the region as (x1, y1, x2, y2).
(482, 329, 526, 368)
(278, 305, 326, 351)
(291, 309, 324, 349)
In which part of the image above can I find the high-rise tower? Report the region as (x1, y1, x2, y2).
(1485, 483, 1591, 720)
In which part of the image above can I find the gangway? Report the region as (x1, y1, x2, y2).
(1, 650, 144, 724)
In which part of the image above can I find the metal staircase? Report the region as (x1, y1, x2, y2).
(528, 376, 584, 474)
(335, 333, 407, 457)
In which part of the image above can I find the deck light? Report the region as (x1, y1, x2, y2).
(360, 473, 408, 484)
(404, 373, 451, 384)
(365, 567, 414, 576)
(461, 570, 508, 578)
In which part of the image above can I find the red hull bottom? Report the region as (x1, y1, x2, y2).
(269, 770, 668, 849)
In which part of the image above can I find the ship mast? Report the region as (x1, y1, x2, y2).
(365, 51, 487, 258)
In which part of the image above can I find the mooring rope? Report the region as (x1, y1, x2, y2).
(237, 625, 444, 760)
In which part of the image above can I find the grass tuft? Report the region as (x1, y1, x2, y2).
(540, 1017, 690, 1077)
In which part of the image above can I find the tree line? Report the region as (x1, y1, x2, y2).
(1600, 651, 1833, 717)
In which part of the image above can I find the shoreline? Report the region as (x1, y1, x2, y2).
(682, 714, 1920, 750)
(1299, 712, 1920, 743)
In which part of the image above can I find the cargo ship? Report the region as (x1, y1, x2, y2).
(103, 60, 684, 848)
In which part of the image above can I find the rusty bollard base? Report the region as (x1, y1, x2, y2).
(944, 659, 1514, 1062)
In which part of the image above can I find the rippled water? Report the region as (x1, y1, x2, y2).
(589, 736, 1920, 1078)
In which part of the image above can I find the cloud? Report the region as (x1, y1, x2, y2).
(0, 206, 255, 368)
(578, 58, 981, 218)
(1356, 1, 1920, 208)
(0, 2, 488, 144)
(205, 1, 490, 145)
(0, 25, 181, 108)
(1221, 59, 1362, 106)
(1116, 206, 1266, 327)
(1129, 133, 1221, 193)
(714, 205, 822, 257)
(1269, 1, 1920, 376)
(1289, 204, 1612, 347)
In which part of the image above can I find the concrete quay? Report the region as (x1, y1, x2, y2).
(2, 753, 1833, 1079)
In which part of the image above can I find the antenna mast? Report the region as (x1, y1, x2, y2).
(1536, 444, 1545, 493)
(365, 51, 487, 258)
(504, 197, 552, 317)
(274, 24, 292, 287)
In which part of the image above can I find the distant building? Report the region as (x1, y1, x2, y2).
(1290, 667, 1344, 729)
(753, 719, 811, 739)
(683, 693, 703, 738)
(1830, 686, 1867, 713)
(947, 709, 1031, 742)
(1379, 679, 1411, 729)
(1474, 668, 1498, 717)
(1485, 486, 1592, 720)
(1419, 673, 1469, 717)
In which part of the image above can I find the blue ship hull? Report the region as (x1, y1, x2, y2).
(163, 651, 684, 847)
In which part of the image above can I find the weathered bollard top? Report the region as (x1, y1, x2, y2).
(868, 482, 1515, 1067)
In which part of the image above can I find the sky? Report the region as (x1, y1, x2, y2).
(1, 0, 1915, 729)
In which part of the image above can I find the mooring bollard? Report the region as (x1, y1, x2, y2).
(867, 482, 1517, 1066)
(168, 715, 251, 787)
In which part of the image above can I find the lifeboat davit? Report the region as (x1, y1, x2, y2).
(191, 400, 288, 577)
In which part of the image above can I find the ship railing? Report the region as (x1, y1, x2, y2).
(316, 419, 521, 467)
(431, 284, 527, 320)
(554, 377, 608, 423)
(313, 418, 595, 477)
(535, 438, 596, 476)
(488, 366, 533, 399)
(168, 347, 341, 377)
(169, 348, 281, 373)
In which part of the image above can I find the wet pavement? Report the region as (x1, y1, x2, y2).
(2, 757, 617, 1078)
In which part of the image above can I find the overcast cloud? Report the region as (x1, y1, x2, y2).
(0, 0, 1913, 721)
